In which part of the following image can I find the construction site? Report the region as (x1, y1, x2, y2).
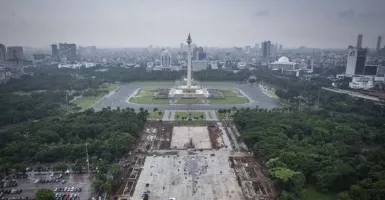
(113, 120, 276, 200)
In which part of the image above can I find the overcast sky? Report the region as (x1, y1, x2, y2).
(1, 0, 384, 48)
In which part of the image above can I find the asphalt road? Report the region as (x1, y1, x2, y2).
(92, 82, 281, 111)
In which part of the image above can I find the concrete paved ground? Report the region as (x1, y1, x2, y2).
(92, 82, 281, 111)
(132, 154, 245, 200)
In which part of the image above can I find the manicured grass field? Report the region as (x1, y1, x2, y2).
(135, 81, 173, 84)
(106, 84, 119, 92)
(176, 99, 203, 104)
(129, 88, 169, 104)
(211, 89, 249, 105)
(148, 111, 164, 120)
(72, 95, 104, 110)
(72, 84, 119, 110)
(175, 111, 205, 119)
(130, 96, 169, 104)
(303, 186, 336, 200)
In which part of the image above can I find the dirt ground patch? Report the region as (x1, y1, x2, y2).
(137, 121, 173, 152)
(229, 156, 276, 200)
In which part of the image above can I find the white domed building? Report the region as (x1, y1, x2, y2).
(268, 56, 297, 72)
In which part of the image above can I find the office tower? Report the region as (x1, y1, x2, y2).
(345, 47, 367, 75)
(59, 43, 77, 61)
(51, 44, 59, 60)
(279, 44, 283, 52)
(255, 43, 260, 51)
(180, 43, 184, 51)
(7, 46, 23, 60)
(0, 44, 6, 63)
(160, 49, 171, 67)
(357, 33, 363, 48)
(261, 41, 271, 58)
(377, 36, 382, 52)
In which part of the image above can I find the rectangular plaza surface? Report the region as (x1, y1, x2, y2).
(132, 154, 245, 200)
(171, 126, 211, 149)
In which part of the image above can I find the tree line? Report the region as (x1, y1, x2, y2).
(233, 108, 385, 200)
(0, 108, 147, 176)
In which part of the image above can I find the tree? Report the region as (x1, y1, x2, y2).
(158, 111, 162, 116)
(200, 115, 204, 120)
(35, 189, 55, 200)
(176, 114, 179, 120)
(53, 163, 68, 172)
(153, 108, 158, 112)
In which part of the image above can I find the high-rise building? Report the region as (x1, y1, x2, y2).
(357, 33, 363, 48)
(160, 49, 171, 67)
(255, 43, 260, 51)
(245, 46, 251, 54)
(279, 44, 283, 52)
(180, 43, 184, 51)
(345, 47, 367, 75)
(7, 46, 23, 60)
(261, 41, 271, 58)
(376, 36, 382, 52)
(59, 43, 77, 61)
(0, 44, 6, 63)
(51, 44, 59, 60)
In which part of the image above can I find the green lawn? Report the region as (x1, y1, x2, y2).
(148, 111, 164, 120)
(210, 89, 249, 105)
(72, 95, 104, 110)
(129, 88, 169, 104)
(216, 111, 236, 119)
(176, 99, 203, 104)
(174, 120, 207, 126)
(303, 186, 336, 200)
(175, 111, 205, 119)
(106, 84, 119, 92)
(135, 81, 173, 84)
(129, 96, 169, 104)
(207, 112, 213, 119)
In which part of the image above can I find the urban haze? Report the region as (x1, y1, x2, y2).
(1, 1, 385, 200)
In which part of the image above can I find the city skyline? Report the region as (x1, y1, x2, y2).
(1, 0, 385, 48)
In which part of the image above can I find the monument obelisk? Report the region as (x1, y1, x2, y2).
(186, 33, 192, 88)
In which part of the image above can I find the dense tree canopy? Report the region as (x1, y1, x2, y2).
(0, 108, 146, 175)
(234, 108, 385, 200)
(35, 189, 55, 200)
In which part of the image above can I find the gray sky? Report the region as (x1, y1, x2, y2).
(1, 0, 384, 48)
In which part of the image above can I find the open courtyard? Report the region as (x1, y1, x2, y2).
(113, 120, 276, 200)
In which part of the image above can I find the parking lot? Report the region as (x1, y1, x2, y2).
(1, 172, 92, 200)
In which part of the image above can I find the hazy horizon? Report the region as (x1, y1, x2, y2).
(1, 0, 385, 49)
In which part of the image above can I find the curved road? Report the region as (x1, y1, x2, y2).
(92, 82, 281, 111)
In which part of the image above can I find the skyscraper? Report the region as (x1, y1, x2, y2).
(7, 46, 23, 60)
(345, 47, 367, 75)
(59, 43, 77, 61)
(51, 44, 59, 60)
(160, 49, 171, 67)
(180, 43, 184, 51)
(261, 41, 271, 58)
(255, 43, 260, 51)
(376, 36, 382, 52)
(0, 44, 6, 63)
(357, 34, 363, 49)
